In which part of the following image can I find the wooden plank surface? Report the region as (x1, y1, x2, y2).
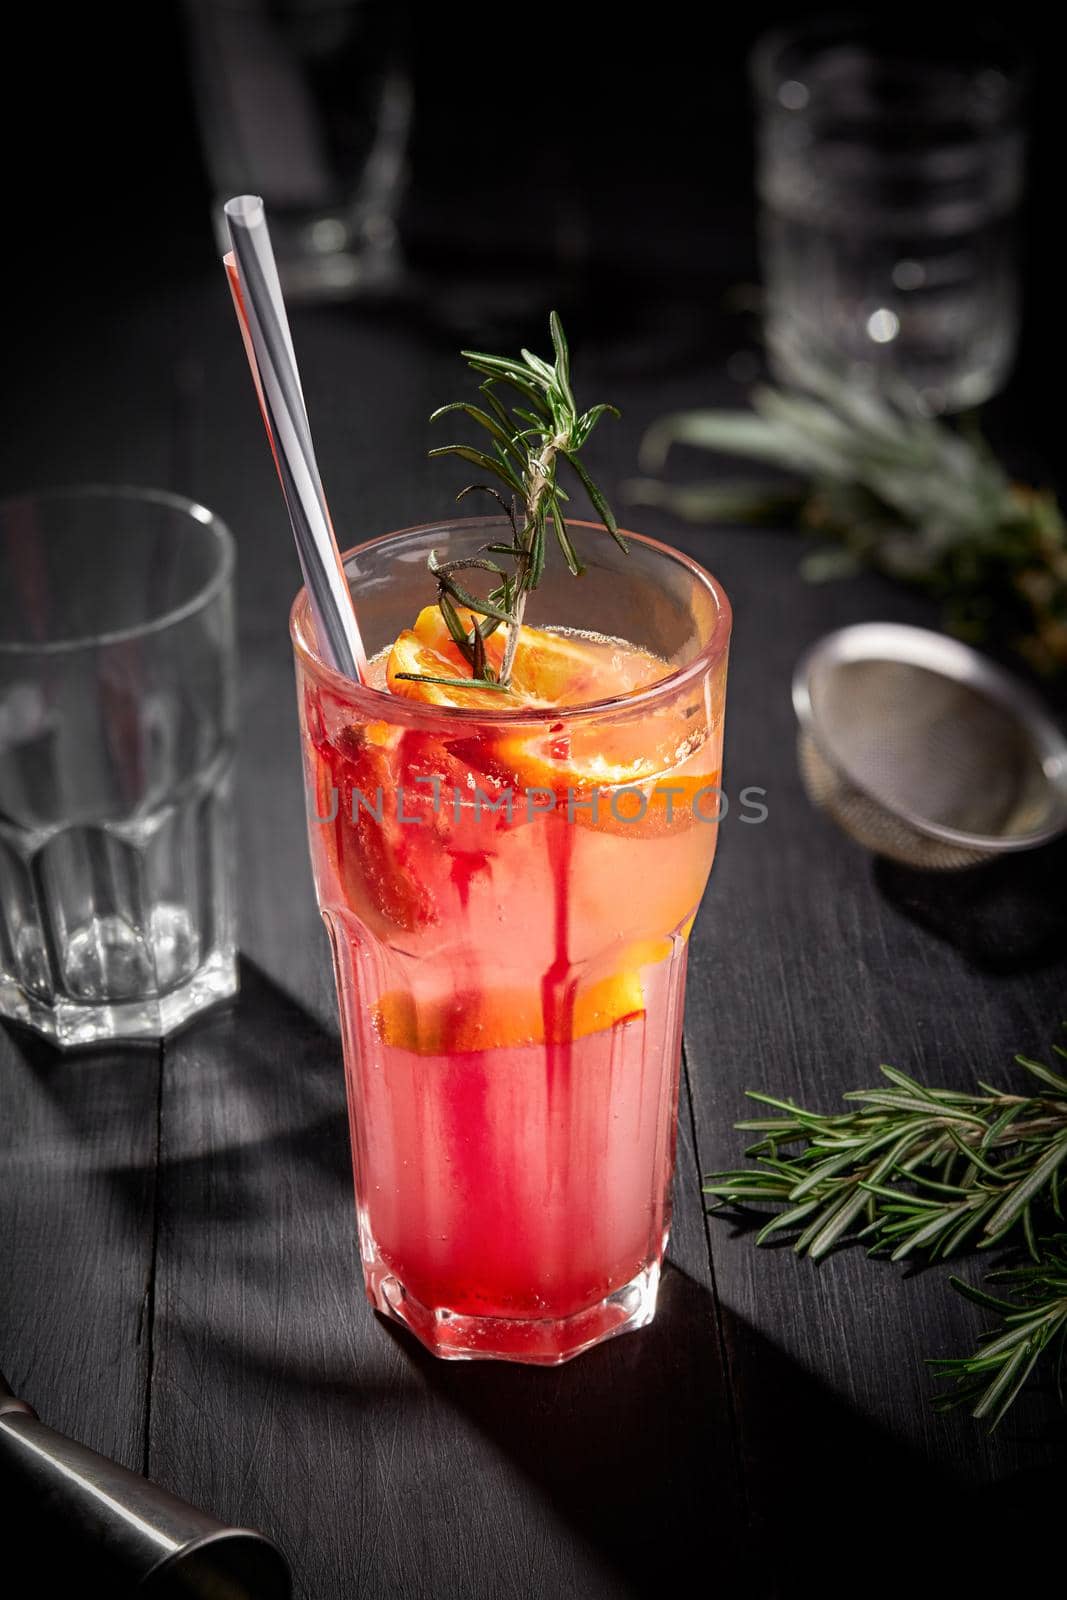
(0, 1035, 159, 1468)
(2, 274, 1065, 1598)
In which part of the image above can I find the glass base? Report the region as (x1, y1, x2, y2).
(212, 202, 403, 305)
(0, 949, 239, 1048)
(363, 1253, 662, 1366)
(765, 315, 1010, 416)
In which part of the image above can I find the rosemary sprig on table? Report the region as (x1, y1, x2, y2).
(629, 366, 1067, 673)
(931, 1239, 1067, 1429)
(705, 1056, 1067, 1262)
(396, 313, 625, 693)
(704, 1047, 1067, 1426)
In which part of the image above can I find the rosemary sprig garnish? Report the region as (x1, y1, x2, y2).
(629, 366, 1067, 674)
(704, 1045, 1067, 1426)
(408, 313, 625, 691)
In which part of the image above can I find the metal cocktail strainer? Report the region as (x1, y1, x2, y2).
(793, 623, 1067, 870)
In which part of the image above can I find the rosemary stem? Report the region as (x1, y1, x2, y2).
(425, 317, 622, 692)
(499, 431, 567, 685)
(500, 589, 528, 685)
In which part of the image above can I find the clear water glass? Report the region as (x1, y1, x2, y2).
(0, 488, 238, 1047)
(185, 0, 412, 301)
(752, 21, 1026, 413)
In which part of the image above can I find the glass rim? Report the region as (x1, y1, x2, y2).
(290, 516, 732, 726)
(0, 485, 236, 657)
(751, 16, 1029, 105)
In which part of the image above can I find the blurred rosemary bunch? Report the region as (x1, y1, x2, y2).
(629, 369, 1067, 674)
(705, 1045, 1067, 1429)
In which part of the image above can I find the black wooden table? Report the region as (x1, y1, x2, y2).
(2, 276, 1064, 1598)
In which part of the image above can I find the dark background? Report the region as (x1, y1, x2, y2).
(2, 4, 1060, 470)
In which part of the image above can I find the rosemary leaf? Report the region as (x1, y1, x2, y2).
(429, 402, 526, 465)
(428, 444, 525, 497)
(415, 315, 623, 691)
(704, 1045, 1067, 1425)
(393, 672, 511, 693)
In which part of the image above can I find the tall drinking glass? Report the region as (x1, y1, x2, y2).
(753, 20, 1026, 413)
(291, 518, 730, 1363)
(0, 488, 238, 1048)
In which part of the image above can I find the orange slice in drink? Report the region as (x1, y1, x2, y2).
(373, 967, 647, 1055)
(390, 610, 717, 835)
(386, 630, 515, 712)
(410, 606, 664, 707)
(523, 629, 666, 703)
(411, 604, 507, 678)
(485, 709, 719, 836)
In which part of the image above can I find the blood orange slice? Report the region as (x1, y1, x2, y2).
(373, 966, 647, 1055)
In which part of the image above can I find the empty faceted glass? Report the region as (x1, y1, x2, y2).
(0, 488, 238, 1047)
(753, 20, 1026, 413)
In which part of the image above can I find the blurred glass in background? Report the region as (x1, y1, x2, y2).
(753, 20, 1026, 413)
(184, 0, 412, 300)
(0, 490, 237, 1048)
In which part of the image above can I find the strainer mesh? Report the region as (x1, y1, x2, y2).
(802, 659, 1057, 870)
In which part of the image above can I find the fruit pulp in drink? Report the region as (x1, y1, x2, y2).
(300, 612, 726, 1361)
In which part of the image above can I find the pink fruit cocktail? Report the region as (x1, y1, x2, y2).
(291, 518, 730, 1362)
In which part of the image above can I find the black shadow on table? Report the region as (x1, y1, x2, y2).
(194, 1257, 751, 1595)
(149, 956, 352, 1208)
(379, 1262, 744, 1594)
(371, 1266, 1065, 1598)
(0, 1019, 162, 1247)
(182, 1275, 1059, 1596)
(0, 959, 350, 1244)
(706, 1298, 1065, 1598)
(0, 1017, 160, 1076)
(874, 834, 1067, 976)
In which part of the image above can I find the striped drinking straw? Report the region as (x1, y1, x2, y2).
(223, 195, 367, 682)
